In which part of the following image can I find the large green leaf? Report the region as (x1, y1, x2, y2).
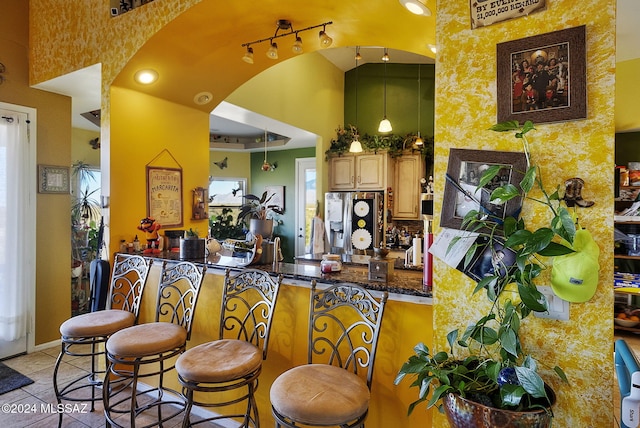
(499, 328, 518, 357)
(517, 283, 547, 312)
(515, 366, 547, 398)
(478, 165, 503, 189)
(490, 184, 520, 204)
(519, 166, 537, 193)
(537, 241, 574, 257)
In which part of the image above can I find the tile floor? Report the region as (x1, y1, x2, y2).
(0, 344, 224, 428)
(1, 334, 639, 427)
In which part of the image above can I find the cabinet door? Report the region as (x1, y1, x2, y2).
(393, 154, 424, 219)
(329, 155, 355, 190)
(356, 154, 386, 190)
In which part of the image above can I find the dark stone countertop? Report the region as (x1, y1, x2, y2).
(139, 251, 431, 299)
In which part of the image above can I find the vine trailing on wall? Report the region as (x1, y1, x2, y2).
(325, 124, 434, 160)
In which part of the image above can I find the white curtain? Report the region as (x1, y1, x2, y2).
(0, 110, 33, 341)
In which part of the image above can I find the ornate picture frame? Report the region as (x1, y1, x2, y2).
(146, 166, 183, 227)
(497, 25, 586, 124)
(38, 164, 70, 194)
(440, 148, 527, 231)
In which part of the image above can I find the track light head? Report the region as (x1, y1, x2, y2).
(242, 46, 254, 64)
(319, 26, 333, 48)
(292, 35, 303, 54)
(266, 41, 278, 59)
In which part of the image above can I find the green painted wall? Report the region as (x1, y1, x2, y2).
(345, 63, 435, 139)
(250, 147, 315, 262)
(616, 132, 640, 166)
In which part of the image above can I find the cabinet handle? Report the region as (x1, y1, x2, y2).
(357, 175, 361, 184)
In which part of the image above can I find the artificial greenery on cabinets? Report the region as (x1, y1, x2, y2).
(325, 124, 434, 160)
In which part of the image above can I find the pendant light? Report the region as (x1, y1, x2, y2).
(415, 64, 424, 146)
(378, 48, 392, 133)
(350, 47, 363, 153)
(262, 129, 272, 171)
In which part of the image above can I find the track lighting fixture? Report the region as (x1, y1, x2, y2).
(266, 41, 279, 59)
(319, 24, 333, 48)
(381, 48, 390, 62)
(292, 34, 303, 54)
(242, 46, 254, 64)
(241, 20, 333, 63)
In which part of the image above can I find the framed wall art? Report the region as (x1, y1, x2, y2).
(440, 148, 527, 231)
(38, 164, 70, 194)
(146, 166, 183, 227)
(497, 25, 586, 124)
(265, 185, 285, 212)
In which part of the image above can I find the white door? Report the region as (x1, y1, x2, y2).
(295, 158, 316, 256)
(0, 104, 36, 359)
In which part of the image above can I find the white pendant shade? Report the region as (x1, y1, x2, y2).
(349, 140, 363, 153)
(378, 118, 392, 133)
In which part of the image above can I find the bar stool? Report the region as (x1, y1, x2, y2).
(270, 282, 388, 428)
(176, 268, 282, 427)
(53, 254, 153, 428)
(103, 260, 206, 428)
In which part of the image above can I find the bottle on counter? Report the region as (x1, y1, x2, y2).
(133, 235, 140, 252)
(119, 239, 127, 254)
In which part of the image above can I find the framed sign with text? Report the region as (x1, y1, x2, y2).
(470, 0, 546, 29)
(146, 166, 183, 227)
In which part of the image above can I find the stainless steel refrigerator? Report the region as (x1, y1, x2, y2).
(324, 192, 383, 255)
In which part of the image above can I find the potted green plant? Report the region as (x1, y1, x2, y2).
(237, 190, 284, 239)
(395, 121, 581, 426)
(209, 207, 246, 240)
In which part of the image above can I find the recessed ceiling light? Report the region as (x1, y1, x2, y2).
(134, 69, 158, 84)
(194, 91, 213, 105)
(399, 0, 432, 16)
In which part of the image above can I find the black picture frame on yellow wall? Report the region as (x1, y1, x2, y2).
(497, 25, 586, 125)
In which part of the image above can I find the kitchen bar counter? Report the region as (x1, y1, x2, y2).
(142, 251, 431, 299)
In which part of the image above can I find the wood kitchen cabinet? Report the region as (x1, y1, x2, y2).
(392, 153, 425, 220)
(328, 153, 388, 191)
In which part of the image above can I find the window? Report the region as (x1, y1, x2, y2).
(208, 177, 246, 207)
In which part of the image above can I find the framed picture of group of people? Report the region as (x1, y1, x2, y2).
(497, 25, 586, 124)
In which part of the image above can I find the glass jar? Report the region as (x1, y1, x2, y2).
(321, 254, 342, 273)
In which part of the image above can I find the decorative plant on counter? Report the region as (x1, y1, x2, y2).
(395, 121, 586, 425)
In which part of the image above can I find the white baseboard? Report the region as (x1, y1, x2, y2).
(34, 338, 60, 352)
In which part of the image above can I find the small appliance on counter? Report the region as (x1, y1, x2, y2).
(368, 255, 394, 282)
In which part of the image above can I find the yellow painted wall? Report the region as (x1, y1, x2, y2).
(434, 2, 615, 427)
(225, 52, 345, 198)
(616, 58, 640, 132)
(137, 265, 434, 427)
(109, 87, 210, 247)
(1, 0, 73, 345)
(209, 151, 251, 179)
(72, 128, 100, 167)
